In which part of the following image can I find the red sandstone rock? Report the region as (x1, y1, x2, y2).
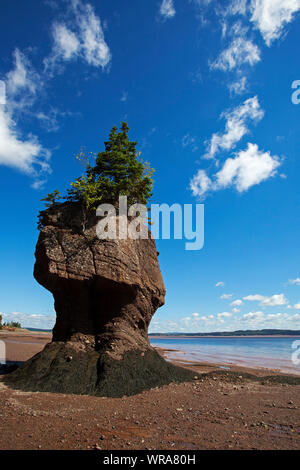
(5, 202, 194, 396)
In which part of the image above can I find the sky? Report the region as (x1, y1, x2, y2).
(1, 0, 300, 333)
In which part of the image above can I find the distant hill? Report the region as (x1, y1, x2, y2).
(23, 328, 300, 336)
(149, 329, 300, 337)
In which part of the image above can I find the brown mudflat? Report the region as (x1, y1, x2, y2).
(0, 331, 300, 450)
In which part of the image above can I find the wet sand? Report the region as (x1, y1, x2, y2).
(0, 331, 300, 450)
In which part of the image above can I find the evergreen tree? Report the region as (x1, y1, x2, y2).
(66, 122, 154, 209)
(41, 190, 61, 208)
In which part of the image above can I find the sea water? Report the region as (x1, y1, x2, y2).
(150, 336, 300, 375)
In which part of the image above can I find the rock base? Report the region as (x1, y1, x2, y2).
(3, 343, 196, 397)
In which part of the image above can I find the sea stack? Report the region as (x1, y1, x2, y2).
(5, 202, 194, 396)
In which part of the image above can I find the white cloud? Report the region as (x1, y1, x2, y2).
(52, 23, 80, 60)
(1, 311, 55, 330)
(191, 142, 280, 199)
(204, 96, 264, 160)
(243, 293, 289, 307)
(243, 294, 265, 302)
(290, 314, 300, 321)
(0, 81, 5, 105)
(231, 299, 243, 306)
(288, 278, 300, 285)
(0, 102, 51, 177)
(192, 312, 200, 317)
(46, 0, 111, 70)
(0, 74, 50, 177)
(220, 293, 233, 299)
(228, 76, 248, 95)
(160, 0, 176, 19)
(5, 49, 41, 114)
(294, 303, 300, 310)
(232, 307, 241, 313)
(190, 170, 212, 198)
(182, 133, 199, 152)
(211, 36, 260, 72)
(216, 281, 225, 287)
(250, 0, 300, 46)
(6, 49, 39, 97)
(215, 143, 280, 192)
(242, 310, 264, 321)
(121, 91, 128, 102)
(0, 52, 51, 184)
(260, 294, 288, 307)
(227, 20, 249, 38)
(226, 0, 248, 16)
(218, 312, 232, 321)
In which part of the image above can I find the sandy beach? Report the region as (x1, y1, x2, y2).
(0, 330, 300, 450)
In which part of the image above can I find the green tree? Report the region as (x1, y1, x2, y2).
(41, 190, 61, 208)
(3, 321, 21, 329)
(66, 122, 154, 209)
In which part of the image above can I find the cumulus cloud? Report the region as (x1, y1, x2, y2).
(250, 0, 300, 46)
(1, 311, 55, 330)
(217, 312, 232, 321)
(215, 143, 280, 192)
(160, 0, 176, 19)
(46, 0, 111, 70)
(191, 143, 280, 199)
(240, 310, 300, 329)
(190, 170, 212, 199)
(204, 96, 264, 160)
(243, 293, 289, 307)
(200, 315, 215, 322)
(231, 299, 243, 306)
(242, 311, 264, 321)
(220, 293, 233, 299)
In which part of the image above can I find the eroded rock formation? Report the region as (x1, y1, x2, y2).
(5, 202, 195, 396)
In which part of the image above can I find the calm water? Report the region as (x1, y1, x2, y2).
(150, 337, 300, 375)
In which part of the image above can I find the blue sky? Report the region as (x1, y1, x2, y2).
(1, 0, 300, 332)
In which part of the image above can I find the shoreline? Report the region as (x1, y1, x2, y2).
(155, 346, 300, 378)
(150, 334, 300, 339)
(1, 330, 300, 379)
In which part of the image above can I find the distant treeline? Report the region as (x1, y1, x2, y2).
(27, 328, 52, 333)
(149, 329, 300, 337)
